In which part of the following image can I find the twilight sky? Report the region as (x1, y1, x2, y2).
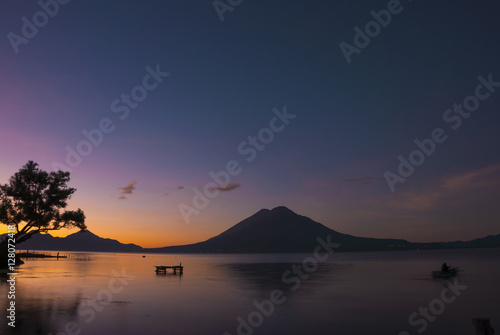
(1, 0, 499, 248)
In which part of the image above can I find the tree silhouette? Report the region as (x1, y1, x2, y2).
(0, 161, 86, 249)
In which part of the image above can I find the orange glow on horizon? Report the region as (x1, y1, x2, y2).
(0, 225, 214, 249)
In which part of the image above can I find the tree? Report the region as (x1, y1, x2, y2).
(0, 161, 86, 248)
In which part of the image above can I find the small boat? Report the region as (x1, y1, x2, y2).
(432, 267, 459, 278)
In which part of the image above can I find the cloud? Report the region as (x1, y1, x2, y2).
(356, 181, 374, 185)
(209, 182, 240, 192)
(163, 186, 184, 197)
(118, 180, 137, 199)
(443, 165, 500, 190)
(339, 176, 381, 185)
(390, 165, 500, 211)
(339, 177, 380, 182)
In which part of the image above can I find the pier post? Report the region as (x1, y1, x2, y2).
(473, 318, 494, 335)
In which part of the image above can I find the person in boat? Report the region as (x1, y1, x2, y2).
(441, 262, 451, 272)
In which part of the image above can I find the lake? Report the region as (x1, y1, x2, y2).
(1, 248, 499, 335)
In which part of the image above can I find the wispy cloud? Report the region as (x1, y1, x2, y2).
(443, 165, 500, 190)
(209, 182, 240, 192)
(118, 180, 137, 199)
(339, 176, 381, 185)
(164, 185, 185, 197)
(390, 165, 500, 211)
(356, 181, 375, 185)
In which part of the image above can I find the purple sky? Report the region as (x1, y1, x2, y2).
(1, 0, 499, 247)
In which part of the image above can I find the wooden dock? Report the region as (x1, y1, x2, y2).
(18, 251, 67, 259)
(155, 263, 183, 275)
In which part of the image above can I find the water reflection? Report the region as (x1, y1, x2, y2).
(0, 249, 499, 335)
(0, 276, 81, 334)
(220, 262, 339, 294)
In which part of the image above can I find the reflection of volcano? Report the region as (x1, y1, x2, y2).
(219, 262, 340, 294)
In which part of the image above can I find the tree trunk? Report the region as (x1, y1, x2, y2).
(0, 239, 24, 270)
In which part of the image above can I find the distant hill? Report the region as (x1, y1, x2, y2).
(424, 234, 500, 249)
(17, 230, 143, 253)
(146, 206, 500, 253)
(9, 206, 500, 253)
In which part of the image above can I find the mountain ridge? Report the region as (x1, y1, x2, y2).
(16, 230, 143, 253)
(146, 206, 500, 253)
(11, 206, 500, 253)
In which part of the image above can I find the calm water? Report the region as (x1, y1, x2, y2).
(1, 248, 499, 335)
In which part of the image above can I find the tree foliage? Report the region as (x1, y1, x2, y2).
(0, 161, 86, 245)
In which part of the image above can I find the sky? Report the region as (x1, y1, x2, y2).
(1, 0, 499, 248)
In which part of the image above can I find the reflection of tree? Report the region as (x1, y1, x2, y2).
(0, 276, 82, 334)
